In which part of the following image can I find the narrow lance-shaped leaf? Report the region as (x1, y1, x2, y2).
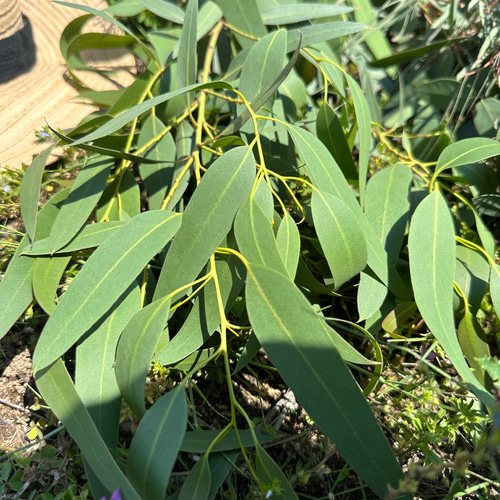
(75, 283, 141, 445)
(166, 119, 194, 211)
(0, 236, 35, 340)
(154, 146, 255, 302)
(261, 3, 354, 25)
(408, 190, 495, 408)
(275, 212, 300, 279)
(316, 102, 357, 182)
(116, 295, 172, 418)
(137, 0, 184, 23)
(312, 190, 368, 290)
(431, 138, 500, 186)
(50, 126, 161, 164)
(36, 359, 141, 500)
(243, 264, 405, 498)
(20, 145, 56, 243)
(177, 0, 198, 91)
(33, 210, 182, 372)
(237, 29, 287, 133)
(75, 283, 142, 500)
(286, 21, 367, 52)
(180, 428, 274, 453)
(48, 155, 113, 252)
(127, 386, 187, 500)
(22, 221, 124, 256)
(364, 164, 412, 262)
(70, 81, 233, 147)
(457, 305, 490, 386)
(178, 454, 211, 500)
(490, 264, 500, 321)
(344, 72, 371, 208)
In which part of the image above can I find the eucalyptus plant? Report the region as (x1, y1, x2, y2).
(1, 0, 499, 499)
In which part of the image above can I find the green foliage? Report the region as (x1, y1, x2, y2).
(1, 0, 500, 499)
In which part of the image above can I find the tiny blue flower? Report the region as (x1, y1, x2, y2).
(265, 491, 273, 499)
(2, 185, 10, 192)
(100, 489, 122, 500)
(39, 130, 50, 138)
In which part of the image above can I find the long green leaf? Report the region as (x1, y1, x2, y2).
(457, 307, 490, 386)
(127, 386, 187, 500)
(364, 164, 412, 263)
(261, 3, 353, 24)
(178, 454, 211, 500)
(490, 264, 500, 321)
(70, 82, 232, 147)
(137, 0, 184, 22)
(0, 238, 35, 340)
(166, 120, 194, 211)
(207, 452, 239, 500)
(22, 221, 124, 256)
(180, 429, 275, 453)
(369, 38, 464, 67)
(344, 72, 371, 207)
(33, 210, 182, 372)
(436, 137, 500, 175)
(116, 295, 172, 418)
(431, 138, 500, 186)
(20, 145, 56, 242)
(178, 0, 198, 91)
(316, 102, 357, 182)
(286, 21, 367, 52)
(238, 29, 286, 132)
(312, 190, 367, 289)
(36, 359, 141, 500)
(48, 156, 113, 252)
(50, 126, 160, 164)
(154, 146, 255, 302)
(275, 212, 300, 279)
(244, 264, 404, 498)
(76, 283, 141, 446)
(408, 190, 495, 408)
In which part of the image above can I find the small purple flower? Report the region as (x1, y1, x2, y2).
(100, 489, 122, 500)
(420, 345, 437, 363)
(39, 130, 50, 139)
(2, 185, 10, 192)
